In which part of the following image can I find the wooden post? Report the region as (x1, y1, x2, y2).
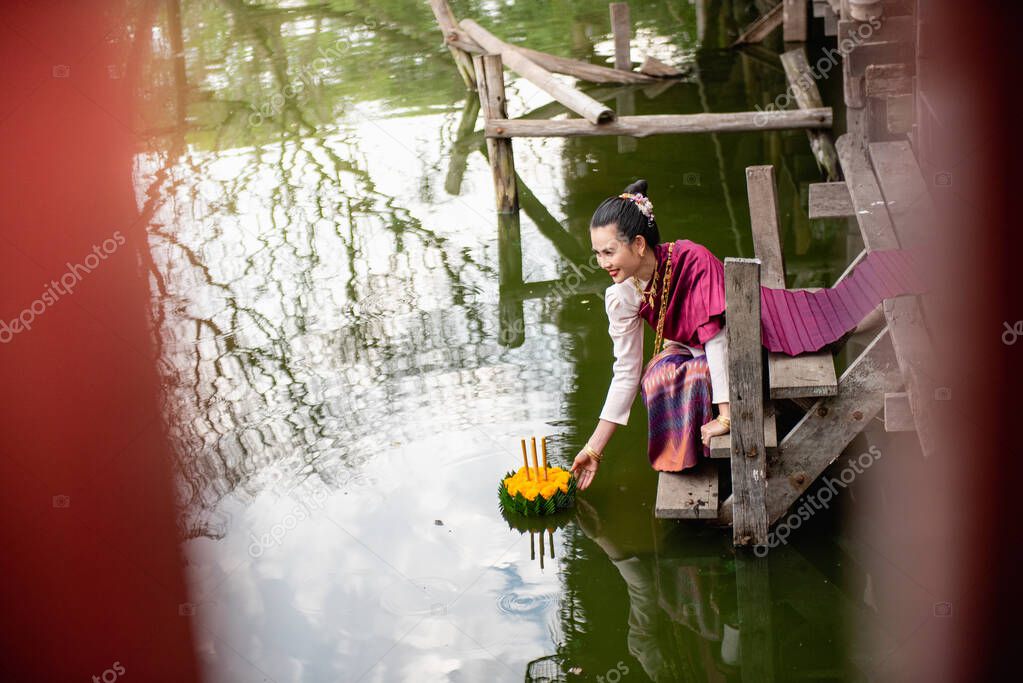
(474, 54, 519, 213)
(609, 3, 637, 153)
(609, 3, 631, 71)
(475, 54, 525, 347)
(783, 0, 808, 42)
(725, 257, 769, 547)
(428, 0, 476, 90)
(461, 19, 616, 125)
(780, 48, 840, 181)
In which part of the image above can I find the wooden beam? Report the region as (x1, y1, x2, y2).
(461, 19, 615, 124)
(835, 134, 900, 250)
(609, 3, 631, 71)
(746, 166, 838, 399)
(726, 258, 769, 547)
(719, 326, 902, 526)
(485, 108, 832, 138)
(784, 0, 808, 42)
(655, 459, 719, 519)
(883, 391, 914, 431)
(780, 47, 840, 180)
(474, 54, 519, 214)
(808, 182, 854, 218)
(732, 3, 784, 47)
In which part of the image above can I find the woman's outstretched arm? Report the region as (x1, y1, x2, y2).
(574, 286, 643, 490)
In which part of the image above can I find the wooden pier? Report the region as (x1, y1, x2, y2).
(432, 0, 939, 550)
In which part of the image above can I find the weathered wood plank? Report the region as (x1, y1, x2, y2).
(883, 297, 938, 456)
(808, 182, 854, 218)
(474, 55, 519, 214)
(710, 403, 778, 458)
(485, 108, 832, 138)
(883, 391, 914, 431)
(864, 63, 913, 98)
(726, 258, 769, 546)
(746, 166, 839, 399)
(609, 3, 631, 71)
(835, 134, 901, 250)
(867, 140, 934, 248)
(719, 326, 902, 526)
(732, 3, 784, 47)
(461, 19, 615, 124)
(655, 459, 719, 519)
(784, 0, 808, 42)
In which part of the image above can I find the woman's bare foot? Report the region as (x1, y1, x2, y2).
(701, 417, 730, 447)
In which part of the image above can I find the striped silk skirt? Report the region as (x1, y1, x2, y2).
(639, 343, 714, 472)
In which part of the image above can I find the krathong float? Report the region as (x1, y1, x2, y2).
(498, 436, 577, 517)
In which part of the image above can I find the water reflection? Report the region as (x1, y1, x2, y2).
(133, 0, 868, 680)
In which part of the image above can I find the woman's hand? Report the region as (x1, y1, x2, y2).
(571, 448, 600, 491)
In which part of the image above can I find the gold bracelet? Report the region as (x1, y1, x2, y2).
(583, 444, 603, 462)
(716, 415, 731, 428)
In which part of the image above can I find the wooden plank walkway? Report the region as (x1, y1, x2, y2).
(654, 458, 719, 519)
(747, 166, 839, 399)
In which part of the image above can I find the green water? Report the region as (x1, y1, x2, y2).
(138, 1, 874, 680)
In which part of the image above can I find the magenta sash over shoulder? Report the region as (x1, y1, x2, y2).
(638, 239, 928, 356)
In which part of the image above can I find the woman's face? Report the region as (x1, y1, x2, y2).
(590, 224, 644, 284)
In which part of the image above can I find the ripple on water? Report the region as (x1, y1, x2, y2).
(378, 576, 461, 617)
(496, 591, 558, 617)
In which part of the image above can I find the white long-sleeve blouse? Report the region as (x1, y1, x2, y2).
(599, 277, 729, 426)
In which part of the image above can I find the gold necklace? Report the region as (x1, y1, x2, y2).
(632, 255, 659, 308)
(652, 242, 675, 355)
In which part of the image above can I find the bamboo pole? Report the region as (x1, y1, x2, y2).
(461, 19, 616, 124)
(484, 108, 832, 138)
(443, 26, 656, 84)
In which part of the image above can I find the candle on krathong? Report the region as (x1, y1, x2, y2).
(541, 436, 549, 480)
(520, 438, 530, 480)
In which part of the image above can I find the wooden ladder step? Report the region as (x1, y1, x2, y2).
(709, 403, 778, 458)
(655, 458, 719, 520)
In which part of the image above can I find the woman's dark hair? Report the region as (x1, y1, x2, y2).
(589, 179, 660, 248)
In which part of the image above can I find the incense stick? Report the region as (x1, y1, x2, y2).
(530, 437, 540, 480)
(520, 438, 530, 480)
(540, 436, 549, 480)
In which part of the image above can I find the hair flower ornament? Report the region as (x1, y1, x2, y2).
(619, 192, 655, 225)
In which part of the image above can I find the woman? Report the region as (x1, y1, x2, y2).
(571, 179, 925, 491)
